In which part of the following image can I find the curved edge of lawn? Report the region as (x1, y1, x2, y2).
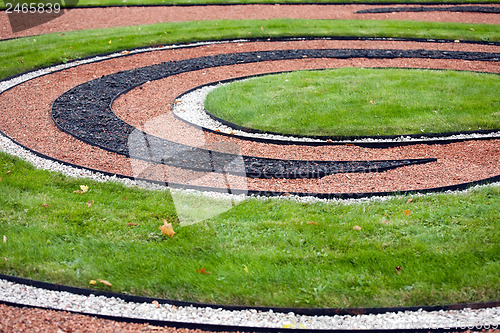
(203, 68, 500, 138)
(1, 18, 500, 80)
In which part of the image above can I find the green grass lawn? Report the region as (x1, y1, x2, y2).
(2, 19, 499, 79)
(0, 152, 498, 307)
(205, 68, 500, 137)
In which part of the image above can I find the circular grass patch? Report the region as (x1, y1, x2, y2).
(204, 68, 500, 137)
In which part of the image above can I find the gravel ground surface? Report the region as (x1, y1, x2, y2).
(1, 279, 499, 331)
(0, 303, 214, 333)
(0, 3, 499, 332)
(1, 4, 499, 40)
(1, 38, 498, 195)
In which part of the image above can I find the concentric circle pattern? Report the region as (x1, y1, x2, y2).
(1, 4, 500, 331)
(1, 38, 499, 198)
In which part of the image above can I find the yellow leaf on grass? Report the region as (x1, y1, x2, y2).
(159, 219, 175, 237)
(404, 209, 412, 216)
(74, 185, 89, 194)
(89, 280, 97, 285)
(97, 279, 112, 287)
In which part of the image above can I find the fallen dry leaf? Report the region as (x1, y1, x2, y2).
(97, 279, 112, 287)
(159, 219, 175, 237)
(6, 171, 10, 175)
(3, 235, 6, 243)
(127, 222, 138, 227)
(307, 221, 319, 225)
(152, 300, 160, 308)
(86, 200, 94, 208)
(395, 266, 402, 275)
(197, 267, 211, 275)
(121, 50, 130, 55)
(41, 203, 50, 208)
(406, 198, 413, 205)
(404, 209, 412, 216)
(89, 280, 97, 285)
(74, 185, 89, 194)
(353, 225, 362, 231)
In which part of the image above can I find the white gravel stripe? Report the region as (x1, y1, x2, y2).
(2, 128, 498, 206)
(0, 279, 498, 330)
(172, 82, 500, 144)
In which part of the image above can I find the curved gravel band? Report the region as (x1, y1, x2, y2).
(2, 127, 498, 201)
(55, 48, 500, 179)
(1, 273, 498, 319)
(52, 47, 500, 151)
(356, 6, 500, 14)
(0, 299, 489, 333)
(0, 39, 492, 198)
